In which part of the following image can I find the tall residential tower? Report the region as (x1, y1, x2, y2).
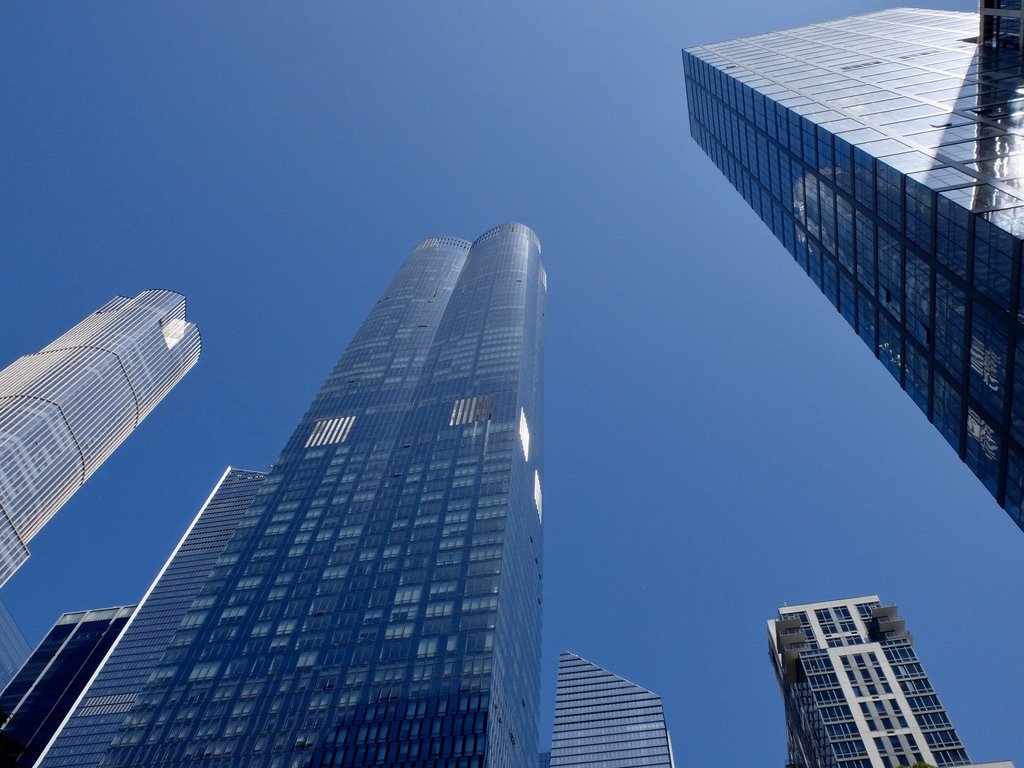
(769, 596, 995, 768)
(0, 290, 201, 585)
(48, 224, 545, 768)
(683, 8, 1024, 532)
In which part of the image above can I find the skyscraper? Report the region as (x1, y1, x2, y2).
(53, 223, 545, 768)
(768, 596, 998, 768)
(36, 467, 266, 768)
(682, 9, 1024, 533)
(0, 290, 201, 586)
(548, 651, 675, 768)
(0, 605, 136, 768)
(0, 598, 31, 690)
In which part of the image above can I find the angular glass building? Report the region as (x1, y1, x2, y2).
(0, 597, 30, 690)
(52, 223, 545, 768)
(0, 290, 201, 585)
(548, 651, 675, 768)
(37, 467, 266, 768)
(768, 596, 982, 768)
(683, 8, 1024, 532)
(0, 605, 136, 768)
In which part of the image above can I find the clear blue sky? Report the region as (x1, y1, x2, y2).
(0, 1, 1016, 764)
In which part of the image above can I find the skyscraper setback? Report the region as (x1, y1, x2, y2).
(683, 8, 1024, 533)
(0, 290, 201, 586)
(44, 223, 545, 767)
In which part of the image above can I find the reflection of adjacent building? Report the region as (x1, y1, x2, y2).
(683, 8, 1024, 532)
(0, 291, 201, 586)
(769, 596, 1012, 768)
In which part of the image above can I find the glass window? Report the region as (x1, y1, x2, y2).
(936, 194, 970, 279)
(905, 178, 935, 252)
(933, 370, 964, 452)
(974, 216, 1015, 309)
(969, 301, 1008, 419)
(855, 211, 876, 295)
(934, 274, 966, 381)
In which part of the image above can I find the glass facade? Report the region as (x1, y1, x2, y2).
(769, 597, 971, 768)
(59, 223, 544, 768)
(0, 606, 135, 768)
(982, 1, 1024, 51)
(684, 9, 1024, 533)
(0, 290, 201, 586)
(37, 467, 266, 768)
(0, 597, 30, 690)
(549, 651, 674, 768)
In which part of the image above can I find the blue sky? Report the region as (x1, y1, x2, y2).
(0, 1, 1017, 764)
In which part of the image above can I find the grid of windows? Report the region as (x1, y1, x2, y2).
(549, 652, 674, 768)
(37, 468, 266, 768)
(768, 597, 970, 768)
(684, 8, 1024, 532)
(79, 224, 545, 768)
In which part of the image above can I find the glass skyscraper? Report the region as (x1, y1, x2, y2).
(0, 290, 201, 586)
(37, 467, 266, 768)
(982, 1, 1024, 51)
(43, 223, 545, 768)
(768, 596, 998, 768)
(0, 606, 136, 768)
(548, 651, 674, 768)
(683, 8, 1024, 533)
(0, 597, 30, 690)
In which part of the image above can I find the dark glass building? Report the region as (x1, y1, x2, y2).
(37, 467, 266, 768)
(982, 1, 1024, 51)
(57, 223, 545, 768)
(683, 8, 1024, 533)
(548, 651, 675, 768)
(0, 606, 135, 768)
(769, 596, 984, 768)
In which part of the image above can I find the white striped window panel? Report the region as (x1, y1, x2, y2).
(305, 416, 356, 447)
(448, 394, 495, 426)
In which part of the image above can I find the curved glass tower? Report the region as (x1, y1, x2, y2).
(0, 289, 201, 586)
(79, 224, 545, 768)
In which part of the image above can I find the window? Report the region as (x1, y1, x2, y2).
(306, 416, 356, 447)
(449, 395, 496, 426)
